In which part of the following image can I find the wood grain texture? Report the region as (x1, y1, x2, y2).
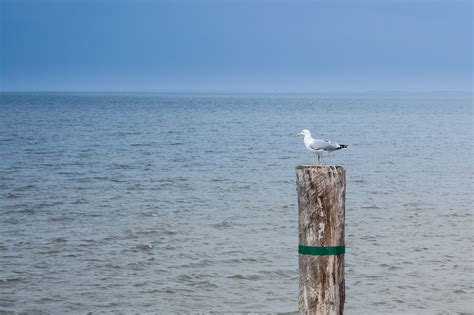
(296, 165, 345, 315)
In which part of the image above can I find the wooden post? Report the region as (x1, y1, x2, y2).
(296, 165, 345, 315)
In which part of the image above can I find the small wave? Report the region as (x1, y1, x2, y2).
(182, 259, 213, 268)
(0, 277, 26, 284)
(388, 265, 401, 271)
(57, 171, 82, 176)
(136, 244, 153, 251)
(160, 287, 176, 294)
(402, 202, 421, 208)
(130, 142, 156, 147)
(453, 289, 466, 294)
(211, 221, 232, 229)
(227, 274, 262, 281)
(31, 150, 59, 155)
(52, 237, 67, 243)
(110, 131, 142, 136)
(91, 176, 110, 181)
(361, 205, 381, 209)
(111, 163, 132, 170)
(223, 257, 259, 264)
(71, 198, 88, 205)
(2, 205, 34, 214)
(103, 263, 122, 269)
(36, 201, 65, 209)
(142, 212, 159, 217)
(76, 177, 92, 184)
(210, 178, 225, 182)
(13, 184, 37, 192)
(48, 214, 73, 222)
(109, 178, 126, 183)
(259, 269, 294, 277)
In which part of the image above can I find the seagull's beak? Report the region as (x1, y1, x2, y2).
(293, 131, 303, 137)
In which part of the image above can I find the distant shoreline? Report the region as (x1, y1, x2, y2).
(1, 90, 471, 97)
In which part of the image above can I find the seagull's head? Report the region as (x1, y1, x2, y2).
(295, 129, 311, 138)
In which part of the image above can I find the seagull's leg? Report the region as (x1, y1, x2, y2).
(328, 153, 335, 168)
(317, 153, 321, 165)
(331, 155, 336, 168)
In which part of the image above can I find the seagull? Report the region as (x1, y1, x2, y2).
(295, 129, 348, 164)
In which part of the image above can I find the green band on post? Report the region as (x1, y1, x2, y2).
(298, 245, 345, 256)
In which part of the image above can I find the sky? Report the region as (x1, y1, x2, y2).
(0, 0, 472, 92)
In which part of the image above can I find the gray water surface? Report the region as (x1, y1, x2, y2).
(0, 93, 472, 314)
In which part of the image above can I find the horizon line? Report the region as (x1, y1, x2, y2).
(1, 89, 472, 95)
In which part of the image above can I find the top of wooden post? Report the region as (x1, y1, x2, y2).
(296, 164, 344, 168)
(296, 165, 344, 172)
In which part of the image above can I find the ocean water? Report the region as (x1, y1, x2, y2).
(0, 92, 472, 314)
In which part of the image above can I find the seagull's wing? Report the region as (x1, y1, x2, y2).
(310, 139, 341, 151)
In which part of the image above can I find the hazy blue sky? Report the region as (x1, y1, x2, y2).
(1, 0, 472, 92)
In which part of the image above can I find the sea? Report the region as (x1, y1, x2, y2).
(0, 92, 472, 314)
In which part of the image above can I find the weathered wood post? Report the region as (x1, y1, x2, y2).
(296, 165, 345, 315)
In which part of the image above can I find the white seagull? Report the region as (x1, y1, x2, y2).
(295, 129, 348, 164)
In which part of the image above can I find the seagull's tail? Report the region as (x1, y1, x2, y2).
(339, 144, 348, 149)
